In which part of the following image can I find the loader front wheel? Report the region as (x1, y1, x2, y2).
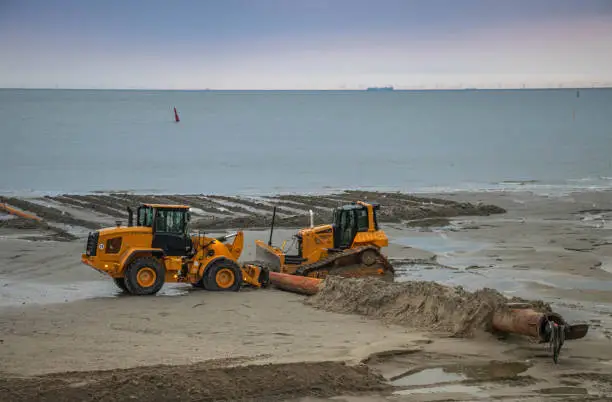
(203, 259, 242, 291)
(124, 257, 165, 295)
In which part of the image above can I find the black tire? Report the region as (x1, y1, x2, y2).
(112, 277, 128, 292)
(124, 256, 165, 295)
(258, 266, 271, 288)
(202, 258, 243, 291)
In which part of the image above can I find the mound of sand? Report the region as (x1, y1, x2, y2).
(305, 277, 551, 338)
(1, 360, 389, 402)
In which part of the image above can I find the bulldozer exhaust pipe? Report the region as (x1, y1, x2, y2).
(268, 206, 277, 246)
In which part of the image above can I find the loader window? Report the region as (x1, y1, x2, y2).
(154, 209, 187, 234)
(137, 207, 154, 227)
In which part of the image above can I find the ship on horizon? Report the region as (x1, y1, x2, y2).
(365, 86, 394, 91)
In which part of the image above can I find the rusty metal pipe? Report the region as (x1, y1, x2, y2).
(491, 308, 565, 342)
(269, 272, 322, 295)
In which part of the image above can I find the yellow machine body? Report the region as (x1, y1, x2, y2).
(81, 203, 267, 295)
(255, 201, 394, 280)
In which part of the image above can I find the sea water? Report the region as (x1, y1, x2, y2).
(1, 88, 611, 196)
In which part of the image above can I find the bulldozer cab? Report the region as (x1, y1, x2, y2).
(332, 202, 379, 249)
(134, 204, 192, 256)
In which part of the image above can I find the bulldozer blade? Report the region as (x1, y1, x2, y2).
(255, 242, 282, 272)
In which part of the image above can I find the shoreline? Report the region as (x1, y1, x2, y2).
(4, 86, 612, 91)
(1, 190, 507, 241)
(2, 188, 612, 400)
(3, 177, 612, 199)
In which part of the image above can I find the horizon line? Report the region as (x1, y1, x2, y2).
(2, 85, 612, 91)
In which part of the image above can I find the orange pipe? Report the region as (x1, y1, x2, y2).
(492, 308, 563, 341)
(491, 307, 588, 342)
(0, 203, 41, 221)
(269, 272, 322, 295)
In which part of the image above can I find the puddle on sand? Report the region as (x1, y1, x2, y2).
(392, 367, 465, 387)
(394, 234, 488, 256)
(395, 232, 612, 292)
(390, 361, 530, 397)
(538, 386, 588, 395)
(0, 278, 191, 307)
(392, 361, 530, 386)
(393, 384, 488, 397)
(598, 258, 612, 275)
(395, 264, 612, 295)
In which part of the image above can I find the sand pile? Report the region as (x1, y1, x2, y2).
(1, 360, 389, 402)
(305, 277, 550, 337)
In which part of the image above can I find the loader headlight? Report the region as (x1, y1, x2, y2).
(106, 237, 122, 254)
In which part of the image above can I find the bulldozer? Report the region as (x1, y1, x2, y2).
(81, 203, 268, 295)
(254, 201, 394, 280)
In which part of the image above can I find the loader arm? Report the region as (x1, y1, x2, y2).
(225, 231, 244, 260)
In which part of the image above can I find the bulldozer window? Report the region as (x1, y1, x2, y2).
(356, 208, 369, 232)
(373, 207, 380, 230)
(155, 209, 186, 234)
(336, 209, 357, 248)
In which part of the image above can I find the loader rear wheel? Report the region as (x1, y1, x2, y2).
(124, 257, 165, 295)
(203, 259, 242, 291)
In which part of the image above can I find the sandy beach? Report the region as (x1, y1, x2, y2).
(1, 190, 612, 401)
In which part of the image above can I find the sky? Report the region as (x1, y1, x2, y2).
(1, 0, 611, 89)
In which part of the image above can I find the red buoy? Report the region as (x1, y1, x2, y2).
(174, 107, 180, 122)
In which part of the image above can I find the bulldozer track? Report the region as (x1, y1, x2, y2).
(294, 245, 394, 279)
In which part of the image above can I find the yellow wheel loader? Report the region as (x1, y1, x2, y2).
(81, 203, 268, 295)
(254, 201, 394, 280)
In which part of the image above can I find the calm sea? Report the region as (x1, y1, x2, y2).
(1, 88, 611, 197)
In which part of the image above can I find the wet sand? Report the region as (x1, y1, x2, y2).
(1, 190, 612, 401)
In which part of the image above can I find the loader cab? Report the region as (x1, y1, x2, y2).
(332, 202, 380, 249)
(136, 204, 192, 256)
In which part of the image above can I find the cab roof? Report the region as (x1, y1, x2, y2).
(141, 203, 190, 209)
(336, 201, 380, 210)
